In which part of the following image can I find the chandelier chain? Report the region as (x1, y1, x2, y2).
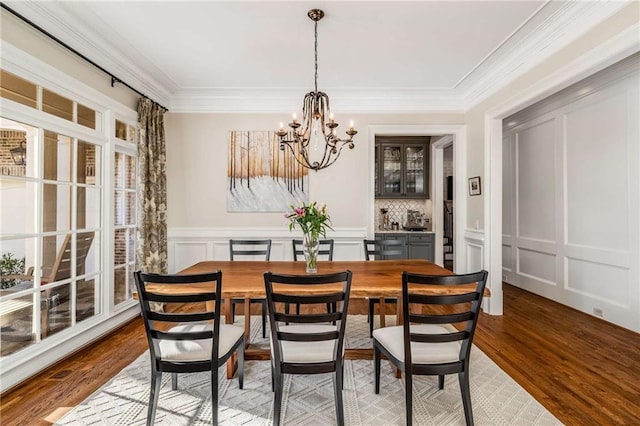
(314, 19, 318, 94)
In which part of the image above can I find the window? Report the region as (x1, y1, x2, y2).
(114, 150, 137, 305)
(0, 63, 137, 370)
(0, 118, 104, 355)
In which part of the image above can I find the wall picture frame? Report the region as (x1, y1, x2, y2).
(468, 176, 481, 196)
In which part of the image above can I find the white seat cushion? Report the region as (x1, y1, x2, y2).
(158, 323, 244, 362)
(373, 324, 461, 364)
(274, 324, 338, 363)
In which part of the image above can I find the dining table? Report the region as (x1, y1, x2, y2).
(153, 259, 489, 378)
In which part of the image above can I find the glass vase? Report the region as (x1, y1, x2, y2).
(303, 233, 319, 273)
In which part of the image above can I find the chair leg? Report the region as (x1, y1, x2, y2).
(459, 371, 474, 426)
(212, 363, 219, 425)
(261, 301, 267, 338)
(374, 345, 381, 394)
(369, 299, 375, 337)
(296, 303, 300, 315)
(333, 367, 345, 426)
(237, 342, 245, 389)
(273, 367, 283, 426)
(171, 372, 178, 390)
(270, 361, 275, 392)
(438, 374, 445, 390)
(231, 300, 236, 323)
(405, 370, 413, 426)
(148, 370, 162, 426)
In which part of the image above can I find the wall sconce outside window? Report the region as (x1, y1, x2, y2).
(10, 140, 27, 165)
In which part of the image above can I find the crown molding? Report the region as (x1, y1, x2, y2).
(169, 87, 466, 113)
(3, 0, 634, 114)
(2, 0, 174, 108)
(460, 0, 632, 110)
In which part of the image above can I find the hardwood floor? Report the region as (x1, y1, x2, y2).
(1, 284, 639, 425)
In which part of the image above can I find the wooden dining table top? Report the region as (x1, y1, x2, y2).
(146, 260, 489, 298)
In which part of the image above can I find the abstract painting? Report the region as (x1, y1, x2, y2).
(227, 130, 309, 212)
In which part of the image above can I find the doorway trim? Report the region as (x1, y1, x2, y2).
(368, 125, 466, 271)
(431, 135, 454, 267)
(483, 24, 639, 316)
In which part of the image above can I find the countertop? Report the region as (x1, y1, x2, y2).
(375, 229, 435, 234)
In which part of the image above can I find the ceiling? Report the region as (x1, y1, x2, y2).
(2, 1, 628, 112)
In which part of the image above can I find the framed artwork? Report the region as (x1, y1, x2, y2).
(468, 176, 481, 196)
(227, 130, 309, 212)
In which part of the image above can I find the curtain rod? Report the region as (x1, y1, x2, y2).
(1, 2, 168, 112)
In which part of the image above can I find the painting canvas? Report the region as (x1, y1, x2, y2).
(227, 130, 309, 212)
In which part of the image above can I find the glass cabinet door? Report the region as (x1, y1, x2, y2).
(405, 145, 426, 196)
(381, 145, 402, 196)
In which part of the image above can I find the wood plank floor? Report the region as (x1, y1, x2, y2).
(1, 284, 639, 425)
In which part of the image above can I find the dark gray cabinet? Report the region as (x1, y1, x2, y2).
(374, 232, 434, 262)
(407, 234, 435, 261)
(375, 136, 430, 199)
(373, 234, 408, 259)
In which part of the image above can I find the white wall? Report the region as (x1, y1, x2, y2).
(164, 113, 465, 270)
(503, 57, 639, 331)
(464, 2, 639, 320)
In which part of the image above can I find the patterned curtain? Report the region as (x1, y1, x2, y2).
(136, 98, 167, 274)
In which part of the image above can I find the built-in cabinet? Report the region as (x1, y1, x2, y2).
(374, 232, 435, 262)
(375, 136, 429, 198)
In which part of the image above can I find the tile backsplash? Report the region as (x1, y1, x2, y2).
(374, 198, 432, 230)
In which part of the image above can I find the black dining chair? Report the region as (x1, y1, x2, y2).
(134, 270, 244, 426)
(373, 270, 488, 426)
(363, 238, 405, 337)
(264, 270, 352, 426)
(289, 238, 335, 315)
(229, 239, 272, 338)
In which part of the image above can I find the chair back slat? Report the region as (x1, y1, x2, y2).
(274, 311, 342, 324)
(272, 292, 344, 305)
(230, 239, 272, 260)
(410, 330, 468, 344)
(145, 292, 217, 304)
(408, 292, 479, 305)
(277, 330, 340, 342)
(148, 311, 215, 323)
(152, 329, 214, 341)
(409, 311, 475, 325)
(401, 270, 488, 365)
(292, 239, 334, 261)
(364, 239, 405, 260)
(264, 270, 352, 367)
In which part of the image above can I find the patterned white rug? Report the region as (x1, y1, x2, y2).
(57, 316, 561, 425)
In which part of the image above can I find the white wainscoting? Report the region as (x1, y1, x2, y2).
(168, 227, 368, 273)
(502, 56, 639, 331)
(463, 229, 485, 273)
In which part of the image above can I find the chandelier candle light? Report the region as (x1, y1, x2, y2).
(276, 9, 357, 171)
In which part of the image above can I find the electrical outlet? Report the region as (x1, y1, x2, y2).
(593, 307, 604, 317)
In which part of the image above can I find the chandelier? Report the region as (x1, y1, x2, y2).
(276, 9, 357, 171)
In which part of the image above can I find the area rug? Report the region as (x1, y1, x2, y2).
(57, 316, 561, 425)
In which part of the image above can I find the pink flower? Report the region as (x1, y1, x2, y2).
(295, 208, 305, 216)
